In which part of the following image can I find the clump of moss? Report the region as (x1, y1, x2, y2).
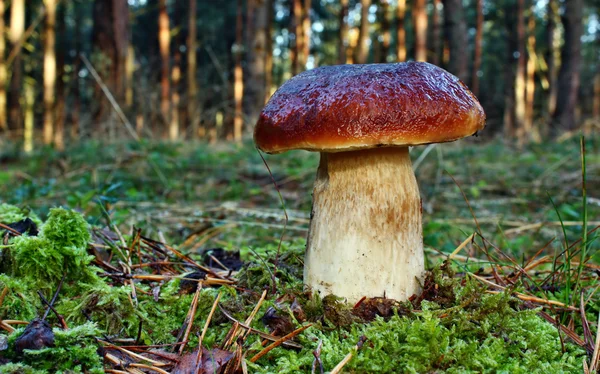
(0, 203, 42, 226)
(0, 322, 103, 373)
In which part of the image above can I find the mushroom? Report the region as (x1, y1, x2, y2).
(254, 62, 485, 302)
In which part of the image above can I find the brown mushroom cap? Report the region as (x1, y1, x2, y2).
(254, 62, 486, 154)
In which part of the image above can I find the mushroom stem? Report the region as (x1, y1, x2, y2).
(305, 147, 424, 302)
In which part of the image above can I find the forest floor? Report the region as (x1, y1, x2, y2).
(0, 136, 598, 373)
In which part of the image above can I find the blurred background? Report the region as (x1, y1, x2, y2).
(0, 0, 598, 150)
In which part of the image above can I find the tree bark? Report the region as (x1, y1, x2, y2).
(442, 0, 467, 80)
(91, 0, 129, 126)
(289, 0, 302, 75)
(233, 0, 244, 141)
(42, 0, 57, 145)
(553, 0, 582, 132)
(8, 0, 24, 134)
(413, 0, 427, 62)
(264, 0, 274, 103)
(525, 11, 536, 141)
(54, 3, 66, 150)
(396, 0, 406, 62)
(187, 0, 198, 137)
(301, 0, 311, 68)
(545, 0, 559, 123)
(430, 0, 441, 66)
(23, 78, 34, 152)
(338, 0, 349, 64)
(158, 0, 171, 133)
(503, 5, 517, 138)
(471, 0, 483, 97)
(245, 0, 269, 124)
(514, 0, 526, 143)
(354, 0, 371, 64)
(378, 0, 391, 63)
(0, 0, 6, 131)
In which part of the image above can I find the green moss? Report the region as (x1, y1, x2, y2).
(39, 208, 91, 251)
(0, 322, 103, 373)
(0, 203, 42, 226)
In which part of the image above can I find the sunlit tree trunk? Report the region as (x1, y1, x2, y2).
(301, 0, 311, 68)
(442, 0, 467, 80)
(396, 0, 406, 62)
(354, 0, 371, 64)
(338, 0, 349, 64)
(23, 78, 34, 152)
(264, 0, 274, 103)
(125, 45, 134, 108)
(525, 11, 537, 142)
(233, 0, 244, 141)
(514, 0, 526, 144)
(545, 0, 559, 124)
(378, 0, 391, 63)
(245, 0, 269, 124)
(8, 0, 24, 135)
(553, 0, 582, 132)
(289, 0, 302, 75)
(187, 0, 198, 137)
(471, 0, 483, 97)
(430, 0, 441, 66)
(42, 0, 57, 146)
(158, 0, 171, 137)
(54, 3, 66, 150)
(413, 0, 427, 62)
(0, 0, 6, 132)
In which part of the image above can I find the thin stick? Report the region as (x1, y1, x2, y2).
(249, 324, 311, 363)
(178, 283, 203, 355)
(448, 233, 475, 261)
(79, 54, 139, 141)
(590, 311, 600, 372)
(330, 336, 368, 374)
(196, 292, 222, 364)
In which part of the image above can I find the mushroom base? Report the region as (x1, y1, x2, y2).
(304, 147, 424, 302)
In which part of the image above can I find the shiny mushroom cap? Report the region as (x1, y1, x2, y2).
(254, 61, 486, 154)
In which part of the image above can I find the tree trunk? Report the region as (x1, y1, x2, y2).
(264, 0, 274, 103)
(553, 0, 582, 132)
(125, 45, 134, 108)
(245, 0, 269, 124)
(301, 0, 311, 68)
(70, 3, 81, 140)
(23, 78, 34, 153)
(396, 0, 406, 62)
(442, 0, 467, 80)
(54, 3, 66, 150)
(158, 0, 171, 134)
(471, 0, 483, 96)
(413, 0, 427, 62)
(525, 11, 537, 141)
(338, 0, 349, 64)
(514, 0, 526, 144)
(8, 0, 24, 134)
(354, 0, 371, 64)
(187, 0, 198, 137)
(289, 0, 302, 75)
(42, 0, 57, 145)
(503, 6, 517, 138)
(233, 0, 244, 141)
(91, 0, 129, 127)
(0, 0, 6, 132)
(430, 0, 441, 66)
(546, 0, 559, 124)
(378, 0, 391, 63)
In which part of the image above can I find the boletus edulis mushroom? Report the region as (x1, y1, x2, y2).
(254, 62, 486, 303)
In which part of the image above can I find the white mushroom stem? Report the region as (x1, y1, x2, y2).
(304, 147, 424, 302)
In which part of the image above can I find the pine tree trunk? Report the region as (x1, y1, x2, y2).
(514, 0, 526, 144)
(471, 0, 483, 97)
(0, 0, 6, 132)
(54, 3, 66, 150)
(430, 0, 441, 66)
(23, 78, 34, 152)
(187, 0, 198, 137)
(245, 0, 269, 124)
(396, 0, 406, 62)
(413, 0, 427, 62)
(338, 0, 349, 64)
(553, 0, 582, 132)
(546, 0, 558, 124)
(503, 6, 517, 137)
(70, 3, 81, 139)
(302, 0, 311, 68)
(8, 0, 24, 135)
(354, 0, 371, 64)
(264, 0, 274, 103)
(233, 0, 244, 141)
(289, 0, 302, 75)
(158, 0, 171, 135)
(379, 0, 391, 63)
(42, 0, 57, 145)
(525, 11, 537, 141)
(442, 0, 467, 80)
